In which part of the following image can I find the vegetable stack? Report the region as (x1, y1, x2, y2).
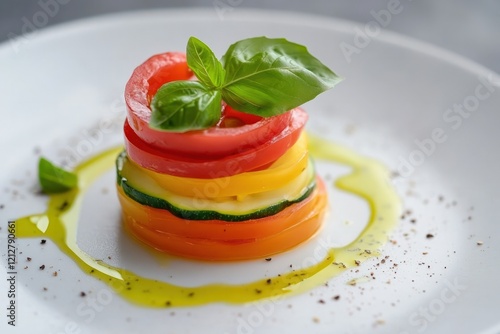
(116, 37, 341, 260)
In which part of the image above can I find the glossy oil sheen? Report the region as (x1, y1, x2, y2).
(15, 137, 401, 307)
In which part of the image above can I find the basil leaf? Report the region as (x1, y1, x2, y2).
(150, 80, 221, 132)
(38, 158, 78, 193)
(187, 36, 225, 88)
(149, 36, 341, 132)
(221, 37, 342, 116)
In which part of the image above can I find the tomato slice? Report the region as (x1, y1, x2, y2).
(123, 133, 309, 199)
(125, 52, 191, 120)
(128, 135, 309, 199)
(125, 52, 292, 158)
(117, 177, 327, 261)
(124, 108, 307, 178)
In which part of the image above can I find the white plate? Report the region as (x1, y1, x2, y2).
(1, 8, 499, 334)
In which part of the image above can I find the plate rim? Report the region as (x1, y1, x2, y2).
(1, 7, 499, 83)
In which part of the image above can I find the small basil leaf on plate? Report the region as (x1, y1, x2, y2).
(221, 36, 342, 116)
(150, 80, 222, 132)
(187, 36, 225, 89)
(38, 158, 78, 193)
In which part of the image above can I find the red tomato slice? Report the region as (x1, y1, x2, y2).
(125, 52, 293, 158)
(124, 108, 307, 178)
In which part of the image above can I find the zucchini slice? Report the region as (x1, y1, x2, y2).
(116, 151, 316, 222)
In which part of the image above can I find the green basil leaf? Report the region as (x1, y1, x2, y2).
(187, 36, 225, 88)
(221, 37, 342, 116)
(150, 80, 221, 132)
(38, 158, 78, 193)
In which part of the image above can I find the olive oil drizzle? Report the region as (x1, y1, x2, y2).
(15, 137, 401, 307)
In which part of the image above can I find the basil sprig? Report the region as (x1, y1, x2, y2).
(150, 36, 341, 132)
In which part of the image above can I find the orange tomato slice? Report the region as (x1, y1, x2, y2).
(117, 177, 328, 261)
